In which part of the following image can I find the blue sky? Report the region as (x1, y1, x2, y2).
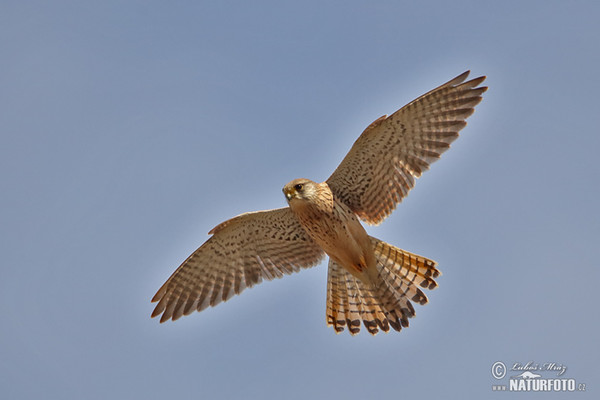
(1, 1, 598, 398)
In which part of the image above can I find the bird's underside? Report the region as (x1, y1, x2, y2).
(151, 71, 487, 335)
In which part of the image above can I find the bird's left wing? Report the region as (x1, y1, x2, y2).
(327, 71, 487, 225)
(151, 207, 325, 322)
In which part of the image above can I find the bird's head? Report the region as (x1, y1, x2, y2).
(282, 178, 318, 203)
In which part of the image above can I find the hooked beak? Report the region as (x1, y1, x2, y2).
(283, 187, 294, 201)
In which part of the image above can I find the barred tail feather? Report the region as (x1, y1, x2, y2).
(325, 237, 440, 336)
(370, 236, 440, 305)
(326, 259, 390, 335)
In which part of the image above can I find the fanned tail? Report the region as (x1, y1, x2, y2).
(326, 259, 390, 335)
(325, 236, 440, 335)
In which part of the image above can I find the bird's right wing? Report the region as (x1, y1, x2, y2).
(151, 207, 325, 322)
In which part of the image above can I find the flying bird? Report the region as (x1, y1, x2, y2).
(151, 71, 487, 335)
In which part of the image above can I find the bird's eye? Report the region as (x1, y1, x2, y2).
(294, 184, 303, 191)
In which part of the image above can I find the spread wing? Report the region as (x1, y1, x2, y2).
(327, 71, 487, 225)
(151, 207, 325, 322)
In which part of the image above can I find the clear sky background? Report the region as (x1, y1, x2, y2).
(1, 1, 599, 399)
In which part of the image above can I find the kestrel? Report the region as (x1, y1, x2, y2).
(151, 71, 487, 335)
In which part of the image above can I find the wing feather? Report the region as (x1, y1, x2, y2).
(151, 208, 325, 322)
(327, 71, 487, 225)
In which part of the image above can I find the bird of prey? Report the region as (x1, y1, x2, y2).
(151, 71, 487, 335)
